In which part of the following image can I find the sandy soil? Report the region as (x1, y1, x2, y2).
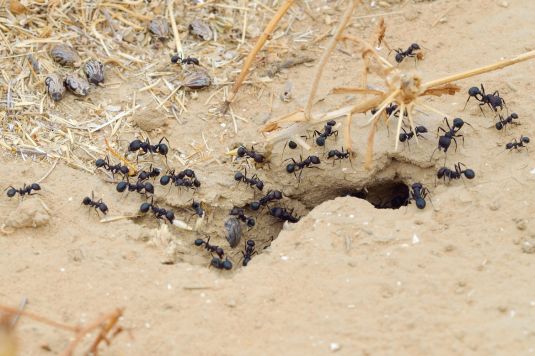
(1, 0, 535, 355)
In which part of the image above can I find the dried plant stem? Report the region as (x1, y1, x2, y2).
(0, 305, 77, 332)
(394, 102, 405, 151)
(167, 1, 183, 58)
(423, 50, 535, 89)
(344, 112, 353, 153)
(331, 87, 384, 95)
(223, 0, 295, 112)
(304, 0, 362, 120)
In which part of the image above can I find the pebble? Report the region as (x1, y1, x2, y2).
(499, 1, 509, 8)
(489, 200, 500, 211)
(521, 240, 535, 254)
(514, 218, 527, 231)
(329, 343, 341, 352)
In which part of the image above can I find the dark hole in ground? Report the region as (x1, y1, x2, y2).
(345, 181, 410, 209)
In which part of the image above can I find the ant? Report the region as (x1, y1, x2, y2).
(241, 239, 257, 266)
(82, 193, 108, 215)
(464, 84, 507, 115)
(270, 206, 300, 223)
(6, 183, 41, 198)
(250, 190, 283, 210)
(431, 117, 469, 160)
(138, 165, 161, 181)
(229, 207, 255, 228)
(210, 257, 233, 270)
(95, 156, 129, 177)
(437, 162, 475, 184)
(505, 136, 530, 151)
(160, 169, 200, 189)
(495, 113, 519, 131)
(399, 126, 428, 144)
(286, 155, 321, 181)
(313, 120, 338, 146)
(128, 137, 169, 161)
(237, 145, 265, 163)
(234, 169, 264, 191)
(139, 200, 175, 223)
(394, 43, 421, 64)
(327, 148, 351, 165)
(194, 237, 224, 259)
(171, 54, 200, 65)
(409, 183, 430, 210)
(116, 179, 155, 195)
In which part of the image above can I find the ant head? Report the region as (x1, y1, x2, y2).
(463, 169, 475, 179)
(253, 154, 265, 163)
(193, 179, 201, 188)
(437, 167, 447, 178)
(495, 122, 504, 130)
(315, 136, 326, 146)
(452, 118, 464, 128)
(95, 158, 106, 168)
(230, 207, 241, 215)
(158, 144, 169, 155)
(370, 108, 378, 115)
(222, 259, 233, 270)
(510, 113, 518, 119)
(160, 175, 171, 186)
(165, 210, 175, 222)
(416, 126, 428, 133)
(288, 141, 297, 149)
(250, 201, 261, 211)
(399, 133, 407, 142)
(140, 202, 151, 213)
(395, 53, 404, 63)
(247, 240, 255, 247)
(116, 181, 128, 192)
(327, 150, 337, 158)
(272, 191, 283, 200)
(128, 139, 142, 151)
(415, 198, 426, 209)
(412, 182, 423, 190)
(410, 43, 421, 50)
(31, 183, 41, 191)
(183, 169, 195, 178)
(256, 181, 264, 191)
(144, 182, 155, 194)
(270, 207, 282, 217)
(170, 54, 181, 63)
(246, 218, 255, 228)
(194, 239, 204, 246)
(192, 200, 200, 209)
(237, 146, 246, 157)
(468, 86, 481, 97)
(506, 142, 514, 149)
(326, 120, 336, 127)
(521, 136, 530, 144)
(120, 166, 130, 175)
(210, 257, 221, 268)
(215, 247, 224, 258)
(6, 188, 17, 197)
(286, 163, 296, 173)
(98, 203, 108, 214)
(82, 196, 91, 205)
(310, 156, 321, 164)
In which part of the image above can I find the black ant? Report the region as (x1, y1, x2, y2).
(241, 239, 257, 266)
(160, 169, 200, 189)
(464, 84, 507, 115)
(270, 206, 300, 223)
(116, 179, 155, 195)
(95, 156, 129, 177)
(171, 54, 200, 65)
(234, 169, 264, 191)
(394, 43, 421, 64)
(128, 137, 169, 161)
(250, 190, 283, 210)
(194, 237, 224, 259)
(313, 120, 338, 146)
(230, 207, 255, 228)
(437, 162, 475, 184)
(409, 183, 430, 209)
(82, 193, 108, 215)
(6, 183, 41, 198)
(138, 165, 161, 180)
(326, 148, 351, 165)
(431, 117, 469, 160)
(505, 136, 530, 151)
(237, 145, 265, 163)
(210, 257, 233, 270)
(139, 200, 175, 223)
(286, 155, 321, 181)
(495, 113, 519, 131)
(399, 126, 428, 144)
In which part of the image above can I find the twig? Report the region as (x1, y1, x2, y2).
(304, 0, 362, 120)
(167, 1, 183, 58)
(36, 158, 59, 183)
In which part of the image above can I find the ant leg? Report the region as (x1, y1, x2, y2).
(429, 147, 439, 162)
(462, 96, 473, 111)
(452, 137, 458, 152)
(456, 134, 464, 147)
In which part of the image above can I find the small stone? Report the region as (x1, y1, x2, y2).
(499, 1, 509, 8)
(514, 218, 527, 231)
(329, 343, 341, 352)
(7, 199, 50, 228)
(521, 240, 535, 254)
(489, 200, 500, 211)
